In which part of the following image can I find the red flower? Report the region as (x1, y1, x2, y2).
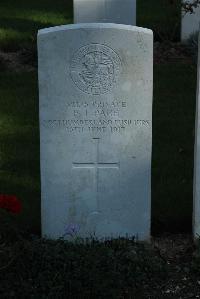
(0, 195, 22, 214)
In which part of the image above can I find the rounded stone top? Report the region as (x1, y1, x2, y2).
(38, 23, 153, 36)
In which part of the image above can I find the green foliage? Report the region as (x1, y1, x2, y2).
(0, 237, 167, 298)
(182, 0, 200, 14)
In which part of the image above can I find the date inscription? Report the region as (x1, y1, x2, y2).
(41, 100, 150, 134)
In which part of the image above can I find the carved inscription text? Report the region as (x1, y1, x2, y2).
(41, 100, 151, 134)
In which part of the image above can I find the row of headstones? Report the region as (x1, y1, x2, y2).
(74, 0, 136, 25)
(74, 0, 200, 42)
(38, 1, 200, 242)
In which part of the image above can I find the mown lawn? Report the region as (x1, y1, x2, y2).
(138, 0, 181, 41)
(0, 0, 180, 50)
(0, 0, 73, 50)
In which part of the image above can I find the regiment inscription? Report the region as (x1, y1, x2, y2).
(41, 99, 150, 134)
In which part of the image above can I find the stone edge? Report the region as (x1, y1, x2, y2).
(37, 23, 153, 36)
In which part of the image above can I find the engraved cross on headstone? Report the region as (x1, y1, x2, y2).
(72, 138, 119, 210)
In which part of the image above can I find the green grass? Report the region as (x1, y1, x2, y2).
(0, 0, 180, 50)
(0, 0, 73, 50)
(0, 62, 197, 234)
(0, 72, 40, 233)
(152, 63, 197, 233)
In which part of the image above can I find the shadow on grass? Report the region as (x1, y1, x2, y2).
(0, 0, 73, 50)
(137, 0, 181, 41)
(0, 0, 73, 15)
(0, 71, 40, 233)
(0, 17, 55, 34)
(0, 17, 71, 51)
(152, 63, 197, 234)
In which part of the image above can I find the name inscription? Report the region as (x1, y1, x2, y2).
(41, 100, 151, 134)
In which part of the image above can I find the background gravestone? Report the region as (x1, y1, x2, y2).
(194, 35, 200, 238)
(181, 0, 200, 41)
(74, 0, 136, 25)
(38, 23, 153, 240)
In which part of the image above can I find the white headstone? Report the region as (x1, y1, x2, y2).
(194, 34, 200, 238)
(182, 0, 200, 41)
(74, 0, 136, 25)
(38, 23, 153, 240)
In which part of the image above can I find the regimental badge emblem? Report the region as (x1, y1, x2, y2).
(70, 44, 122, 95)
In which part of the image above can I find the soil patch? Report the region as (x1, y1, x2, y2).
(154, 42, 196, 64)
(0, 49, 37, 72)
(1, 233, 200, 298)
(0, 42, 196, 73)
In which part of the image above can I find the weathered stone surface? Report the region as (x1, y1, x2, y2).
(194, 35, 200, 238)
(181, 0, 200, 41)
(74, 0, 136, 25)
(38, 23, 153, 240)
